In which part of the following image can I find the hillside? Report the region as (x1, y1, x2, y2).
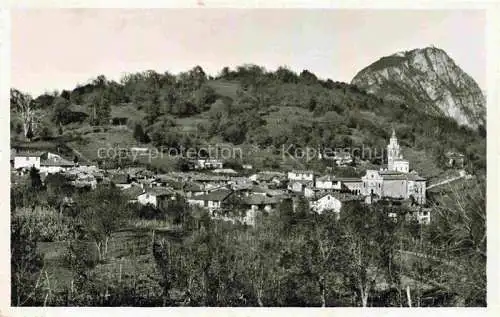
(10, 62, 486, 176)
(351, 47, 486, 129)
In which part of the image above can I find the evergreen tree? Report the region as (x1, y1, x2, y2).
(26, 124, 34, 141)
(133, 123, 145, 143)
(29, 166, 42, 191)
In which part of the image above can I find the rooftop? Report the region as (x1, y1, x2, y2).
(241, 194, 281, 206)
(144, 187, 176, 197)
(15, 151, 46, 157)
(189, 189, 233, 202)
(41, 157, 75, 167)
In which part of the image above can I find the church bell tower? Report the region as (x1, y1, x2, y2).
(387, 128, 401, 171)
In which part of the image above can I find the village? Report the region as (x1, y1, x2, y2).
(10, 129, 433, 226)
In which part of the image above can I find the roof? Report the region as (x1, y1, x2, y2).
(143, 187, 176, 197)
(289, 170, 314, 175)
(41, 158, 75, 167)
(15, 151, 46, 157)
(122, 185, 145, 199)
(191, 174, 230, 182)
(241, 194, 281, 206)
(406, 174, 427, 181)
(446, 151, 465, 158)
(382, 175, 408, 181)
(212, 168, 238, 174)
(393, 159, 409, 163)
(334, 152, 352, 159)
(379, 170, 404, 175)
(335, 177, 362, 183)
(317, 175, 338, 181)
(110, 174, 129, 184)
(183, 182, 204, 192)
(189, 189, 233, 202)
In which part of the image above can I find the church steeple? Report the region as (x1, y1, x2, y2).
(391, 127, 396, 139)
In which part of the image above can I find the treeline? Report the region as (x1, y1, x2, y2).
(11, 168, 486, 306)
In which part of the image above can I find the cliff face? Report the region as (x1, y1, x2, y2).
(351, 47, 485, 128)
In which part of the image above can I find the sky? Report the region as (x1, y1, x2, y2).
(11, 9, 486, 96)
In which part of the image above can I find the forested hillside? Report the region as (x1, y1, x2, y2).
(10, 64, 486, 175)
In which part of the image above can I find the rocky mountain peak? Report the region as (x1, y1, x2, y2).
(351, 46, 485, 129)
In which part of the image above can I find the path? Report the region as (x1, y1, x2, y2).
(427, 170, 469, 190)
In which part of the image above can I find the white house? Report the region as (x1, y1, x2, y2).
(194, 159, 224, 170)
(187, 189, 233, 213)
(40, 157, 75, 174)
(315, 175, 342, 190)
(288, 170, 315, 182)
(310, 194, 342, 214)
(14, 151, 45, 170)
(332, 151, 353, 166)
(416, 208, 431, 225)
(137, 187, 176, 209)
(240, 195, 281, 225)
(288, 181, 312, 193)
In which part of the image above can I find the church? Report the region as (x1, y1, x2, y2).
(361, 129, 427, 205)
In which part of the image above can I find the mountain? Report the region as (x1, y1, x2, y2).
(351, 46, 486, 129)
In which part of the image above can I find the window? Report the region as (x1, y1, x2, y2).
(204, 200, 208, 207)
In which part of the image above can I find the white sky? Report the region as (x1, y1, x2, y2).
(11, 9, 486, 96)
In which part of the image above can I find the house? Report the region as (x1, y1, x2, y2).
(110, 173, 132, 189)
(416, 208, 431, 224)
(122, 185, 145, 203)
(240, 194, 281, 225)
(14, 151, 45, 170)
(137, 187, 176, 209)
(315, 175, 342, 190)
(187, 188, 233, 213)
(288, 180, 312, 193)
(445, 151, 465, 168)
(310, 194, 342, 214)
(332, 151, 353, 166)
(193, 159, 223, 170)
(242, 164, 253, 170)
(337, 178, 362, 194)
(288, 170, 315, 182)
(182, 182, 206, 198)
(40, 156, 75, 174)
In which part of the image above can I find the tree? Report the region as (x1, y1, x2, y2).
(76, 185, 130, 261)
(53, 97, 71, 125)
(426, 177, 486, 306)
(133, 123, 147, 143)
(11, 214, 44, 306)
(338, 202, 399, 307)
(29, 167, 42, 191)
(11, 89, 36, 139)
(26, 124, 34, 141)
(40, 126, 53, 140)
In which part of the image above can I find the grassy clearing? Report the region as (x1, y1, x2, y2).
(206, 80, 240, 100)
